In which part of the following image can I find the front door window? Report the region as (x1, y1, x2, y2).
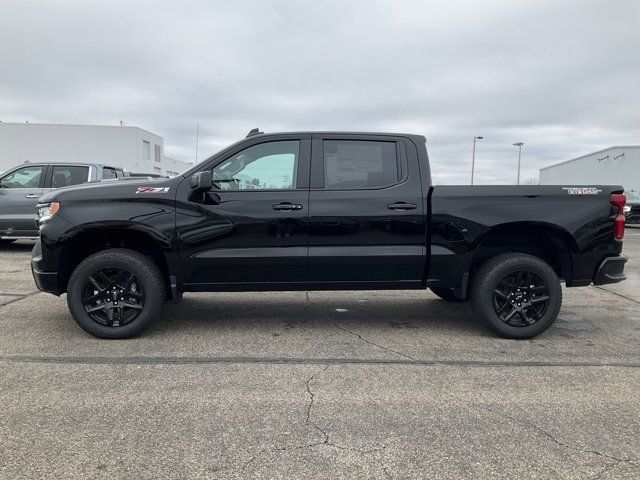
(212, 141, 300, 190)
(0, 166, 44, 188)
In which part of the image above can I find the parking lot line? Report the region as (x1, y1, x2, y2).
(2, 354, 639, 368)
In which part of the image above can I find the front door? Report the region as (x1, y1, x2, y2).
(307, 135, 426, 286)
(177, 136, 311, 288)
(0, 164, 46, 236)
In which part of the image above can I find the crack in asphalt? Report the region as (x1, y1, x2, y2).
(303, 364, 393, 479)
(591, 459, 624, 479)
(0, 290, 42, 308)
(446, 393, 639, 472)
(240, 365, 392, 479)
(304, 364, 330, 444)
(593, 286, 640, 306)
(305, 291, 420, 364)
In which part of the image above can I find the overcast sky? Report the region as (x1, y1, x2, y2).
(1, 0, 638, 184)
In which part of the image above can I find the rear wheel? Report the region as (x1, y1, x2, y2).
(67, 249, 165, 339)
(470, 253, 562, 339)
(429, 286, 466, 302)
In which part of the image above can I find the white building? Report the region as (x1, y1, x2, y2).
(0, 122, 192, 176)
(539, 146, 640, 192)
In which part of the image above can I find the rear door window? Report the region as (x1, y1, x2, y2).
(323, 140, 400, 189)
(52, 165, 89, 188)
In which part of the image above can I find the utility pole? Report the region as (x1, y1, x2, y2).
(471, 136, 483, 185)
(513, 142, 524, 185)
(195, 122, 200, 165)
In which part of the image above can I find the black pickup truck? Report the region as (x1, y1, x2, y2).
(31, 130, 628, 339)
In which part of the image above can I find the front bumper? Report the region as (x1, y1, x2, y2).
(593, 255, 628, 285)
(31, 241, 61, 295)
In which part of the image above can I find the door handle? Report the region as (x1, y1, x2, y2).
(25, 194, 39, 199)
(387, 202, 417, 211)
(272, 202, 303, 211)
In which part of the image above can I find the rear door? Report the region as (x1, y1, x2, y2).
(0, 165, 46, 236)
(307, 135, 426, 286)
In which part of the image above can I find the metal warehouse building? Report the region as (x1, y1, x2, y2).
(0, 122, 192, 176)
(539, 146, 640, 192)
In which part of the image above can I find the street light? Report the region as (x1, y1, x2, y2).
(513, 142, 524, 185)
(471, 136, 483, 185)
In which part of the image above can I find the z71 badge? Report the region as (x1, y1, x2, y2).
(562, 187, 602, 195)
(136, 187, 170, 194)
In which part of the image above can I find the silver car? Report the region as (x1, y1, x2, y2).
(0, 162, 127, 243)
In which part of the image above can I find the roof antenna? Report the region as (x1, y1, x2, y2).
(246, 128, 263, 138)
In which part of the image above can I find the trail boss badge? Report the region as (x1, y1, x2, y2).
(562, 187, 602, 195)
(136, 187, 170, 194)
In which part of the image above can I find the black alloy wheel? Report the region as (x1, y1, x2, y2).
(492, 271, 550, 327)
(470, 253, 562, 339)
(81, 267, 145, 327)
(67, 248, 165, 339)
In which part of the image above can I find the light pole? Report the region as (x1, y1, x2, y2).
(471, 136, 483, 185)
(513, 142, 524, 185)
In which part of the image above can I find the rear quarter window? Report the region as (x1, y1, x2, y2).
(102, 167, 123, 180)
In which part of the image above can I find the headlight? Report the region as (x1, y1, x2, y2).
(623, 206, 631, 213)
(37, 202, 60, 223)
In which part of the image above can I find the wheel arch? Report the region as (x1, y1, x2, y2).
(469, 222, 578, 287)
(57, 226, 174, 296)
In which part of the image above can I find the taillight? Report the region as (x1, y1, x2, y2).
(611, 193, 626, 240)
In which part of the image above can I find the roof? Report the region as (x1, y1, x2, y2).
(240, 131, 428, 143)
(4, 162, 122, 171)
(269, 130, 426, 138)
(540, 145, 640, 171)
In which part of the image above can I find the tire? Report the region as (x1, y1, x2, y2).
(67, 248, 165, 339)
(429, 286, 466, 302)
(0, 239, 17, 245)
(470, 253, 562, 339)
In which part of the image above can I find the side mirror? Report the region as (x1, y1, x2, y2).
(190, 171, 213, 192)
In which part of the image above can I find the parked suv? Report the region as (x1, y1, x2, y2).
(0, 162, 127, 242)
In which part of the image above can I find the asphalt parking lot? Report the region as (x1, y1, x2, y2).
(1, 232, 639, 479)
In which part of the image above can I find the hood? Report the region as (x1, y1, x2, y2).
(38, 177, 178, 203)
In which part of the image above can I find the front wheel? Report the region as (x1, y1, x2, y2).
(470, 253, 562, 339)
(67, 249, 165, 339)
